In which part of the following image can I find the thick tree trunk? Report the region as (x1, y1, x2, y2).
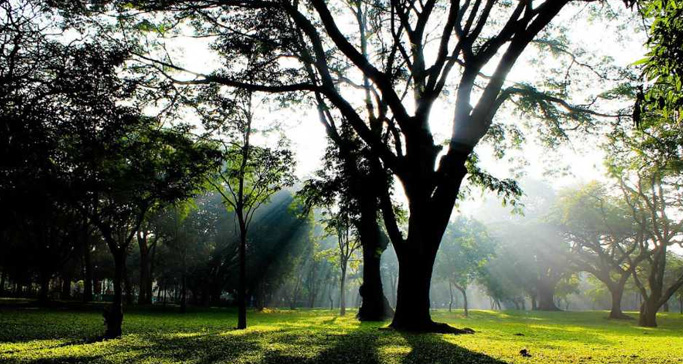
(639, 300, 658, 327)
(608, 286, 630, 319)
(536, 280, 561, 311)
(357, 202, 394, 321)
(357, 240, 393, 320)
(390, 251, 436, 331)
(104, 252, 124, 338)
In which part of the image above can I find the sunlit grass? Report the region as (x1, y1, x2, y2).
(1, 303, 682, 363)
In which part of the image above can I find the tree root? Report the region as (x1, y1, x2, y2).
(387, 320, 475, 334)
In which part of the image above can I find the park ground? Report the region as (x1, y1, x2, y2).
(1, 300, 682, 363)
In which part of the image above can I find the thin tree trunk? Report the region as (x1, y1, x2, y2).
(138, 235, 152, 305)
(39, 269, 50, 303)
(61, 273, 71, 299)
(180, 272, 187, 314)
(83, 240, 93, 302)
(123, 264, 133, 306)
(448, 281, 454, 313)
(237, 224, 247, 328)
(339, 264, 347, 316)
(456, 285, 469, 317)
(0, 270, 5, 296)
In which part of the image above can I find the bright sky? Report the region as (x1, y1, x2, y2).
(165, 1, 647, 215)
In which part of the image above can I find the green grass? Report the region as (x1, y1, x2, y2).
(1, 300, 682, 363)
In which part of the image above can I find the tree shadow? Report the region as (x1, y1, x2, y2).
(399, 331, 508, 364)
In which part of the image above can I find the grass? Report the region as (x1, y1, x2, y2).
(1, 300, 682, 363)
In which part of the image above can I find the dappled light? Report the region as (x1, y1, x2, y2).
(1, 0, 682, 362)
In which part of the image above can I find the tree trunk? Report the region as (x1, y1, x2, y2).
(339, 264, 347, 316)
(448, 281, 454, 313)
(536, 280, 561, 311)
(39, 269, 50, 303)
(104, 251, 124, 339)
(639, 300, 658, 327)
(138, 243, 152, 305)
(390, 251, 436, 331)
(61, 273, 71, 299)
(82, 240, 93, 302)
(123, 264, 133, 306)
(607, 281, 631, 319)
(237, 229, 247, 328)
(180, 273, 187, 314)
(456, 285, 469, 317)
(0, 270, 6, 296)
(357, 240, 394, 321)
(356, 204, 394, 321)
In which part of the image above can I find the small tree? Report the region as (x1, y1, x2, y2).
(434, 217, 495, 317)
(204, 90, 296, 329)
(321, 208, 362, 316)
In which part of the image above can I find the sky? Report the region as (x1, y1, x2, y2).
(160, 1, 648, 216)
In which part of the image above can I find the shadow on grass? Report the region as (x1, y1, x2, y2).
(15, 323, 510, 364)
(398, 331, 507, 364)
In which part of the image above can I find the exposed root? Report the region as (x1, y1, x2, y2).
(387, 320, 475, 334)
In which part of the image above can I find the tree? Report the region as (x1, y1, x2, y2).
(77, 0, 629, 331)
(605, 124, 683, 327)
(297, 129, 394, 320)
(635, 0, 683, 126)
(554, 182, 649, 319)
(66, 117, 220, 337)
(205, 90, 296, 329)
(434, 217, 495, 316)
(322, 208, 362, 316)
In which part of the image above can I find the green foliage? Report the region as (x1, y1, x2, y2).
(638, 0, 683, 124)
(434, 217, 496, 289)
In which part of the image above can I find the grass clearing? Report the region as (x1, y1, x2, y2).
(1, 301, 682, 363)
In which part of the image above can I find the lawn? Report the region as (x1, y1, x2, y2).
(1, 300, 682, 363)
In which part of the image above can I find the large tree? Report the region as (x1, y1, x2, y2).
(554, 182, 649, 319)
(88, 0, 630, 331)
